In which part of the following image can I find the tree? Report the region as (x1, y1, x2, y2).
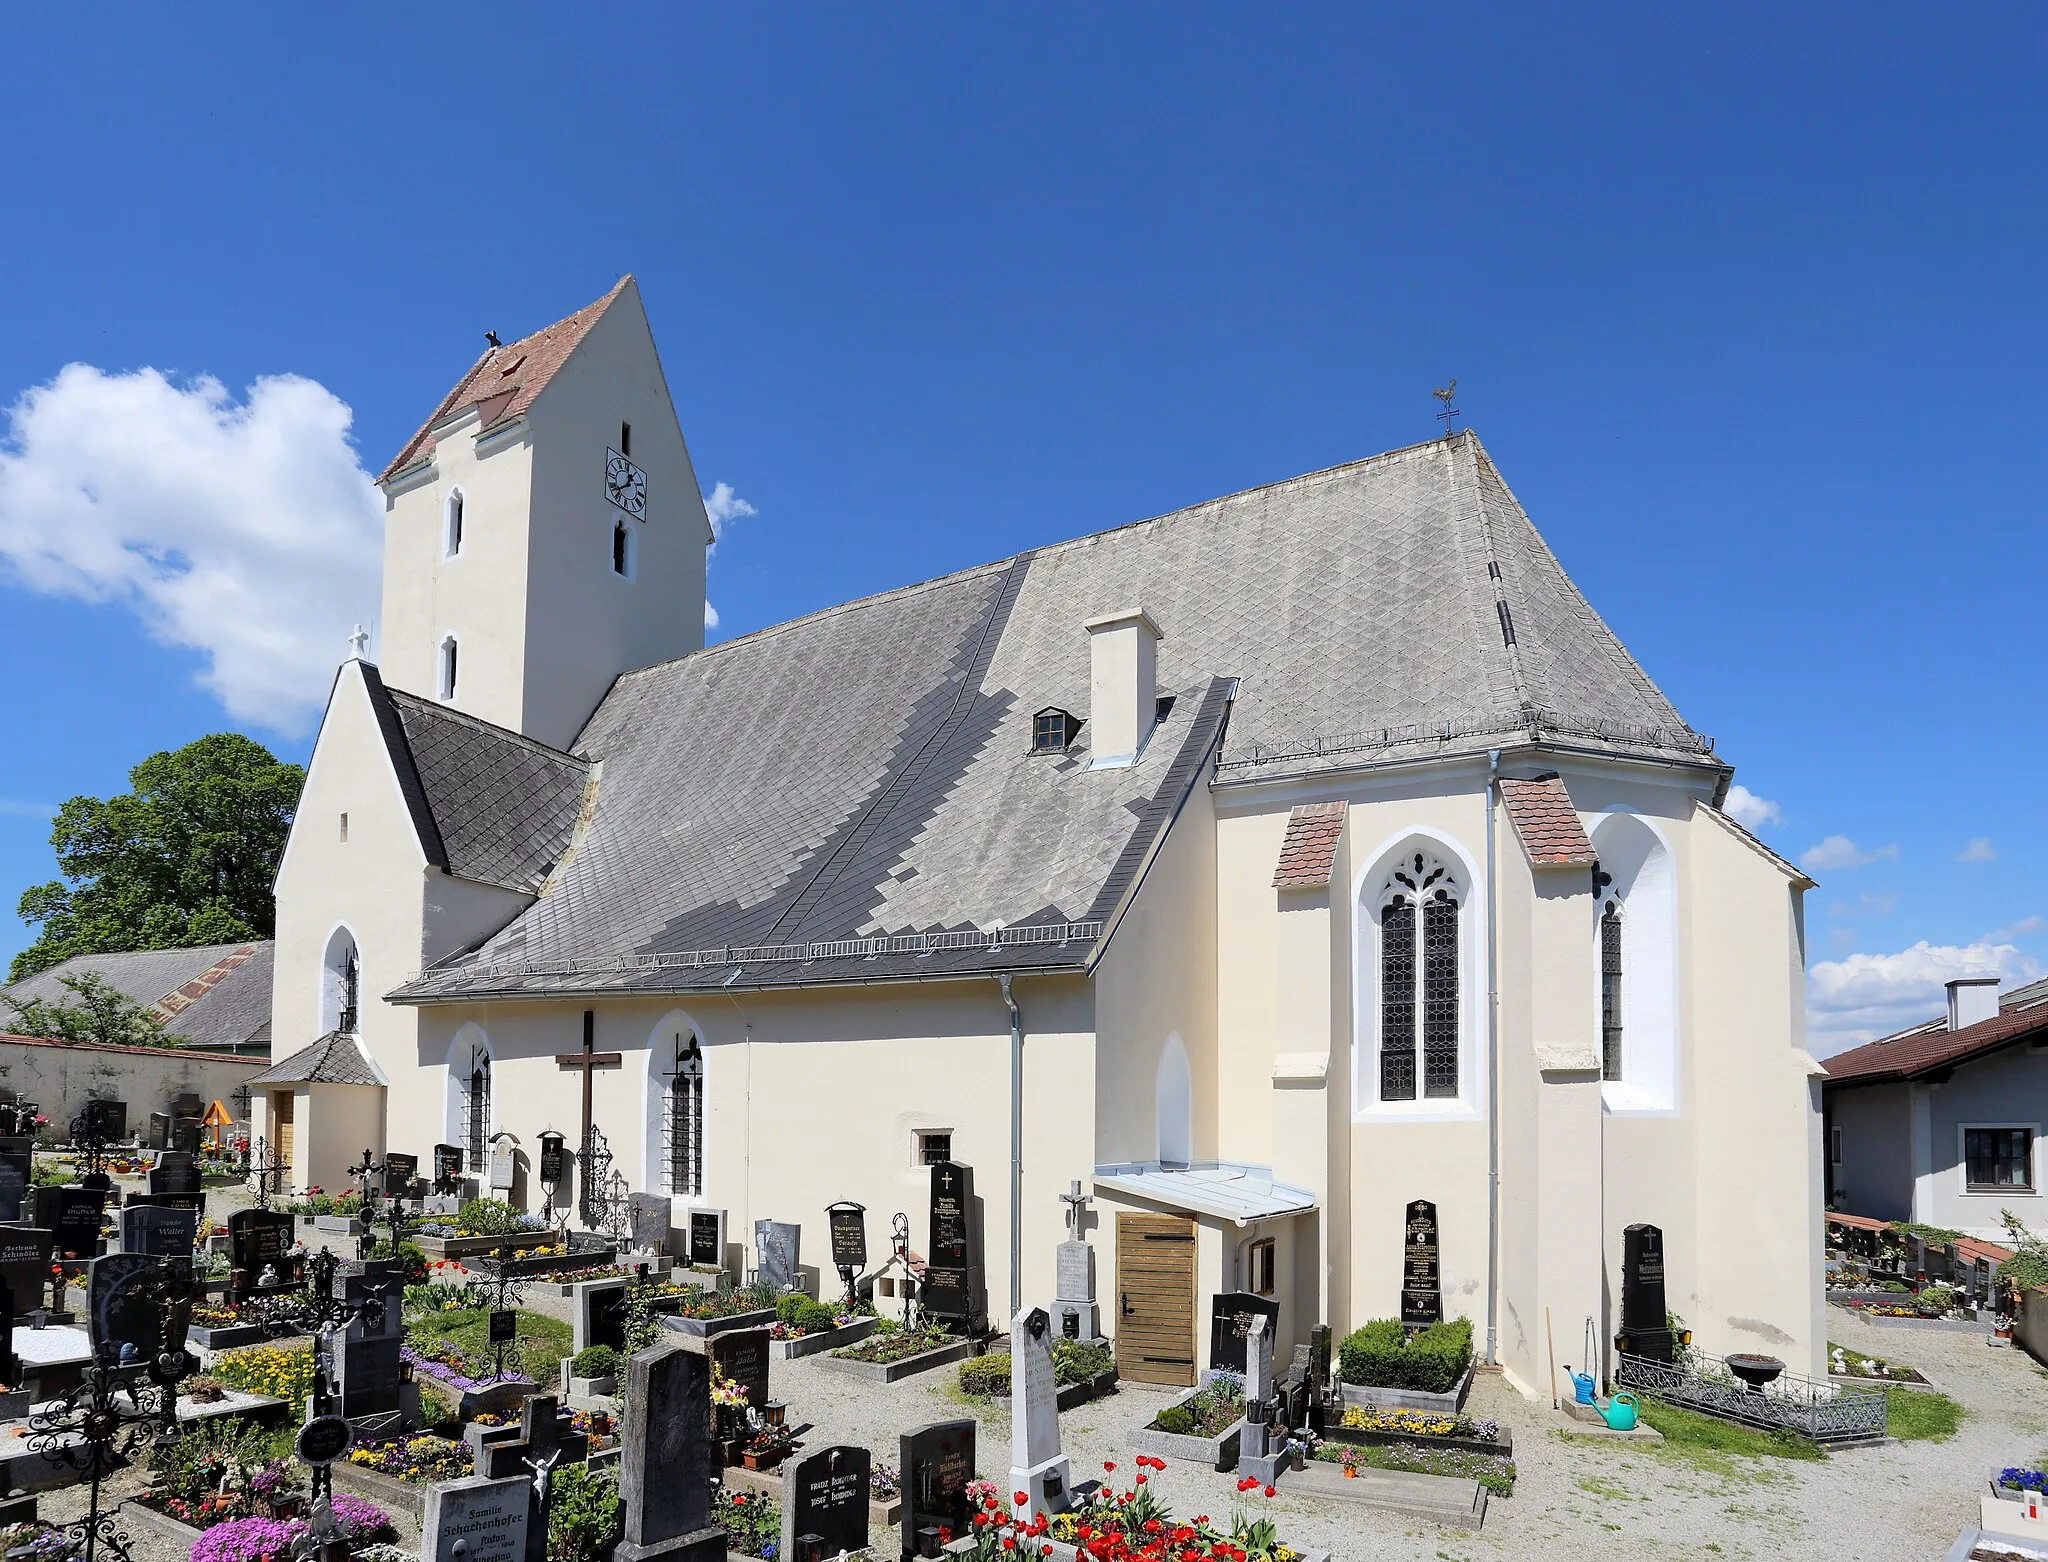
(10, 733, 304, 982)
(1, 971, 169, 1047)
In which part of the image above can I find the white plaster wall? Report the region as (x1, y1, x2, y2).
(0, 1040, 265, 1142)
(1920, 1046, 2048, 1237)
(1828, 1083, 1912, 1223)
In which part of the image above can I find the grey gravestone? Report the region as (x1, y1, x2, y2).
(334, 1262, 405, 1432)
(119, 1205, 196, 1257)
(488, 1141, 516, 1192)
(629, 1194, 671, 1252)
(707, 1326, 770, 1409)
(1243, 1314, 1274, 1405)
(1400, 1199, 1442, 1328)
(0, 1231, 54, 1317)
(899, 1420, 975, 1562)
(1008, 1308, 1070, 1518)
(1208, 1292, 1280, 1374)
(614, 1340, 722, 1562)
(422, 1474, 530, 1562)
(0, 1155, 28, 1223)
(686, 1210, 724, 1269)
(573, 1279, 630, 1354)
(1236, 1315, 1286, 1486)
(88, 1252, 187, 1365)
(32, 1187, 106, 1261)
(781, 1445, 871, 1562)
(754, 1220, 799, 1291)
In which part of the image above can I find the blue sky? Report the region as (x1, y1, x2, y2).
(0, 6, 2040, 1049)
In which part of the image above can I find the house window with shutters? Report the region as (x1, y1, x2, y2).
(1600, 900, 1624, 1082)
(664, 1034, 705, 1198)
(1376, 851, 1462, 1102)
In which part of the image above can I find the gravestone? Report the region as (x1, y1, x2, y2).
(1306, 1323, 1332, 1432)
(1208, 1292, 1280, 1374)
(0, 1276, 14, 1385)
(1052, 1180, 1100, 1342)
(147, 1114, 171, 1153)
(80, 1099, 125, 1141)
(422, 1474, 530, 1562)
(0, 1231, 54, 1318)
(827, 1203, 865, 1299)
(32, 1187, 106, 1262)
(88, 1251, 189, 1365)
(476, 1391, 588, 1480)
(1400, 1199, 1442, 1329)
(1008, 1308, 1071, 1518)
(629, 1194, 671, 1253)
(169, 1118, 202, 1155)
(686, 1209, 725, 1269)
(0, 1154, 28, 1223)
(433, 1144, 465, 1195)
(707, 1325, 770, 1409)
(922, 1162, 984, 1331)
(227, 1207, 298, 1299)
(899, 1419, 975, 1562)
(172, 1092, 203, 1120)
(613, 1340, 722, 1562)
(754, 1220, 800, 1291)
(488, 1140, 516, 1192)
(573, 1279, 630, 1354)
(1235, 1315, 1287, 1487)
(537, 1135, 566, 1186)
(1616, 1222, 1673, 1363)
(334, 1261, 406, 1433)
(118, 1204, 196, 1257)
(151, 1152, 201, 1199)
(383, 1153, 419, 1197)
(781, 1445, 871, 1562)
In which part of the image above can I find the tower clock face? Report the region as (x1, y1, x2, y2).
(604, 449, 647, 517)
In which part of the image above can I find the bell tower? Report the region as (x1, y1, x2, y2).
(373, 276, 712, 749)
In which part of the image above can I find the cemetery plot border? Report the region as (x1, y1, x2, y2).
(1054, 1365, 1120, 1413)
(768, 1316, 878, 1361)
(720, 1460, 902, 1528)
(659, 1305, 777, 1341)
(1130, 1379, 1246, 1471)
(1278, 1456, 1487, 1530)
(817, 1334, 974, 1384)
(1337, 1367, 1474, 1415)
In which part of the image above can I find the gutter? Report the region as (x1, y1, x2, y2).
(1000, 974, 1023, 1322)
(1485, 747, 1501, 1368)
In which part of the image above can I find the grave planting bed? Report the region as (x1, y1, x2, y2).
(660, 1303, 778, 1340)
(817, 1325, 973, 1383)
(1320, 1403, 1513, 1459)
(770, 1315, 878, 1360)
(1130, 1373, 1246, 1469)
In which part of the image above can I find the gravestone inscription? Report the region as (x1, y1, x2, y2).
(1617, 1222, 1673, 1364)
(1208, 1292, 1280, 1375)
(382, 1153, 418, 1197)
(686, 1210, 724, 1269)
(433, 1144, 465, 1195)
(147, 1114, 170, 1153)
(422, 1474, 530, 1562)
(32, 1187, 106, 1261)
(922, 1162, 984, 1329)
(119, 1204, 196, 1257)
(227, 1207, 298, 1297)
(781, 1445, 871, 1562)
(708, 1326, 770, 1409)
(0, 1154, 28, 1223)
(0, 1231, 54, 1318)
(1400, 1199, 1442, 1329)
(899, 1419, 975, 1562)
(1009, 1308, 1070, 1518)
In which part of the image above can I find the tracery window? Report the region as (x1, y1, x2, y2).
(1600, 900, 1624, 1082)
(1378, 851, 1461, 1101)
(664, 1034, 704, 1197)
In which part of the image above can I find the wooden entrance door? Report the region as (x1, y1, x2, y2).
(1114, 1212, 1197, 1387)
(271, 1091, 295, 1184)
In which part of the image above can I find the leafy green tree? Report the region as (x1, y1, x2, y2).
(2, 971, 169, 1046)
(10, 733, 303, 981)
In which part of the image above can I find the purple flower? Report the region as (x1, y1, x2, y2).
(188, 1516, 306, 1562)
(327, 1493, 390, 1535)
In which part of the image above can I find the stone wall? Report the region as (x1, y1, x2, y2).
(0, 1034, 266, 1140)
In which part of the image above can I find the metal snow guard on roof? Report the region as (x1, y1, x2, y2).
(1093, 1161, 1317, 1226)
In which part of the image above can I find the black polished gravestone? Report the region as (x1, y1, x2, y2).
(708, 1326, 770, 1409)
(0, 1230, 54, 1318)
(88, 1251, 192, 1365)
(686, 1210, 723, 1269)
(147, 1113, 171, 1152)
(433, 1143, 465, 1196)
(781, 1444, 871, 1562)
(827, 1203, 865, 1298)
(79, 1099, 126, 1142)
(226, 1207, 298, 1299)
(151, 1152, 201, 1198)
(169, 1118, 202, 1155)
(1208, 1292, 1281, 1375)
(899, 1419, 975, 1562)
(1615, 1222, 1673, 1364)
(1400, 1199, 1443, 1329)
(31, 1186, 107, 1262)
(382, 1152, 419, 1197)
(922, 1162, 984, 1331)
(0, 1153, 28, 1223)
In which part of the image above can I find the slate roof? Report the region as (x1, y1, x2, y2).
(1272, 802, 1347, 888)
(246, 1030, 384, 1087)
(389, 431, 1720, 1004)
(359, 666, 589, 894)
(1822, 1004, 2048, 1086)
(2, 942, 273, 1051)
(1499, 775, 1598, 866)
(378, 278, 630, 483)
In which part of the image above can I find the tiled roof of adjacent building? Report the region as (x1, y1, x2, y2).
(385, 431, 1724, 1004)
(1498, 775, 1597, 866)
(1272, 802, 1347, 888)
(1, 942, 273, 1051)
(377, 278, 630, 484)
(247, 1031, 385, 1088)
(1822, 1003, 2048, 1085)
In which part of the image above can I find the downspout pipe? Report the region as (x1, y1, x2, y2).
(1484, 748, 1501, 1367)
(1001, 973, 1023, 1321)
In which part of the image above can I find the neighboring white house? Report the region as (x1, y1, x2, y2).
(258, 277, 1827, 1395)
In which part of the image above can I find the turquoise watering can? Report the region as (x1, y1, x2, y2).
(1599, 1392, 1639, 1431)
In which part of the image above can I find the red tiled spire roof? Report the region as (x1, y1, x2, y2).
(1272, 801, 1346, 888)
(377, 277, 632, 484)
(1498, 775, 1596, 866)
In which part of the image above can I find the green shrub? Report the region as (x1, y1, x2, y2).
(1051, 1339, 1115, 1386)
(570, 1346, 621, 1380)
(369, 1240, 428, 1286)
(1337, 1317, 1472, 1393)
(1915, 1283, 1959, 1313)
(1152, 1405, 1195, 1435)
(792, 1299, 838, 1335)
(958, 1353, 1012, 1397)
(455, 1198, 523, 1237)
(774, 1293, 808, 1326)
(548, 1461, 621, 1562)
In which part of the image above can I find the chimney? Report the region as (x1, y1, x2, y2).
(1945, 976, 1999, 1031)
(1084, 608, 1163, 770)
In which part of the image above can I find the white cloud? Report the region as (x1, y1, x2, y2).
(1798, 835, 1899, 873)
(1722, 785, 1783, 830)
(702, 481, 756, 549)
(1956, 836, 1997, 862)
(1985, 914, 2044, 942)
(704, 600, 720, 632)
(1807, 938, 2042, 1056)
(0, 365, 380, 734)
(0, 799, 57, 820)
(1828, 892, 1899, 918)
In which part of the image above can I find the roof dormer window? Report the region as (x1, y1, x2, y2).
(1033, 708, 1080, 754)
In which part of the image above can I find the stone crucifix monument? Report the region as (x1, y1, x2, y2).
(1008, 1307, 1072, 1520)
(1050, 1181, 1102, 1345)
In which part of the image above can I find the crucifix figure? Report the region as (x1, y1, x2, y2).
(1060, 1179, 1092, 1240)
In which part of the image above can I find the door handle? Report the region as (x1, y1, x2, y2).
(1121, 1291, 1134, 1318)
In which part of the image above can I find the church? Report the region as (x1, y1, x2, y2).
(254, 276, 1827, 1396)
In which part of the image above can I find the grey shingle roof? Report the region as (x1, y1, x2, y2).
(2, 942, 272, 1051)
(246, 1030, 384, 1087)
(391, 431, 1717, 1003)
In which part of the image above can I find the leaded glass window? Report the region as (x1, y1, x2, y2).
(665, 1035, 705, 1197)
(1600, 901, 1624, 1082)
(1377, 851, 1461, 1102)
(466, 1051, 492, 1173)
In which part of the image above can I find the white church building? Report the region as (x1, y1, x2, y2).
(254, 277, 1827, 1394)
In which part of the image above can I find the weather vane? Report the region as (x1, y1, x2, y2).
(1432, 379, 1460, 438)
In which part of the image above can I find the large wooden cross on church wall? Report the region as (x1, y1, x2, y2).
(555, 1009, 622, 1149)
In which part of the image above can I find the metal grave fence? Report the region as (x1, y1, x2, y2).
(1615, 1352, 1887, 1445)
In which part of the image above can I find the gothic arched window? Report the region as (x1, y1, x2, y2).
(321, 928, 360, 1036)
(466, 1047, 492, 1173)
(1600, 899, 1624, 1082)
(664, 1034, 704, 1197)
(1377, 851, 1462, 1101)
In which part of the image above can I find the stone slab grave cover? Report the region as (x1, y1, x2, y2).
(0, 1154, 29, 1224)
(573, 1278, 631, 1354)
(32, 1187, 106, 1262)
(614, 1339, 722, 1562)
(754, 1220, 800, 1291)
(423, 1474, 530, 1562)
(1008, 1308, 1071, 1518)
(227, 1208, 298, 1297)
(922, 1162, 984, 1329)
(685, 1209, 725, 1270)
(1400, 1200, 1442, 1329)
(118, 1205, 196, 1258)
(1209, 1292, 1280, 1375)
(708, 1326, 770, 1409)
(781, 1444, 870, 1562)
(899, 1419, 975, 1562)
(1617, 1223, 1673, 1363)
(629, 1194, 671, 1253)
(0, 1231, 54, 1318)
